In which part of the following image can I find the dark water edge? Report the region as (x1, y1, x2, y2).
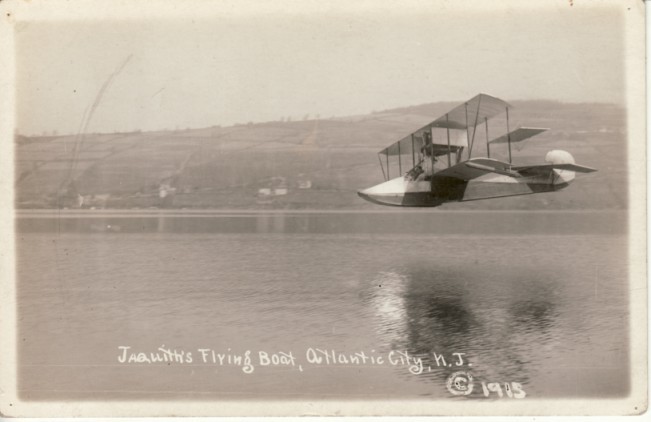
(15, 210, 626, 235)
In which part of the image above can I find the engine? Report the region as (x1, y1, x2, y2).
(545, 150, 575, 185)
(545, 149, 575, 165)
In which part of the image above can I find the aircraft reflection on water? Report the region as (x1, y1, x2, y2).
(366, 264, 560, 396)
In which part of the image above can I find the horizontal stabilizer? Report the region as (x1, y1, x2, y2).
(489, 127, 548, 144)
(513, 163, 597, 174)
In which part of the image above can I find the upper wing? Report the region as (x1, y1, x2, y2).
(430, 93, 511, 130)
(489, 127, 548, 144)
(379, 93, 510, 156)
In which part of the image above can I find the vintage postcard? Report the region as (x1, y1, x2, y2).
(0, 0, 646, 417)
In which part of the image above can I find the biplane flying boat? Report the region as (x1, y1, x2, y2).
(357, 94, 596, 207)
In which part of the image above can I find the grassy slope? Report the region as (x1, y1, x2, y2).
(14, 101, 626, 210)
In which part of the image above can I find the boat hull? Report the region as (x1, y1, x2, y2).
(358, 173, 573, 207)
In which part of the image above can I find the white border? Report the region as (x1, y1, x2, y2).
(0, 0, 646, 417)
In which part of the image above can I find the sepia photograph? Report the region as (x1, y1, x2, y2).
(0, 0, 646, 417)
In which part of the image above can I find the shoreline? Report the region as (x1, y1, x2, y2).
(13, 209, 628, 236)
(14, 208, 629, 217)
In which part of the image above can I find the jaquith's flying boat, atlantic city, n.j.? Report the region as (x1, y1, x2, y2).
(357, 94, 596, 207)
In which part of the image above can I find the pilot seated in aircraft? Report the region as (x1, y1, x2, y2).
(405, 164, 424, 181)
(420, 144, 437, 180)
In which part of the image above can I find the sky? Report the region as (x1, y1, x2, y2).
(14, 1, 627, 136)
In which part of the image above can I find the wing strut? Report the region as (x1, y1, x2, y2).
(464, 103, 471, 160)
(430, 128, 435, 174)
(484, 117, 490, 158)
(378, 154, 387, 181)
(411, 135, 416, 168)
(445, 114, 451, 167)
(506, 106, 512, 164)
(398, 141, 402, 175)
(468, 95, 482, 159)
(386, 153, 390, 179)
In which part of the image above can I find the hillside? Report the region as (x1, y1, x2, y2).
(15, 101, 626, 210)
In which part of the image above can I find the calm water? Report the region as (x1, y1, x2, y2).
(16, 211, 629, 400)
